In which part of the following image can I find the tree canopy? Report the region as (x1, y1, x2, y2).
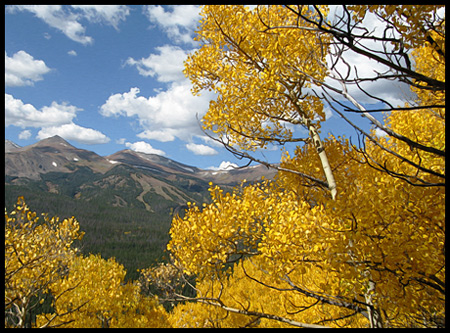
(168, 5, 445, 328)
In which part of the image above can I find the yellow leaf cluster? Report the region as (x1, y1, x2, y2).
(184, 5, 331, 150)
(5, 197, 169, 328)
(5, 197, 83, 327)
(169, 256, 368, 328)
(168, 182, 267, 277)
(36, 254, 169, 328)
(349, 5, 445, 52)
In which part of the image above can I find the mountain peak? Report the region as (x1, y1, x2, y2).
(5, 139, 22, 152)
(34, 135, 73, 148)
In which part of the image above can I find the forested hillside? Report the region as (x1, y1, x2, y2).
(5, 184, 173, 281)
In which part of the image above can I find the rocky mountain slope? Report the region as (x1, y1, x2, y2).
(5, 135, 276, 215)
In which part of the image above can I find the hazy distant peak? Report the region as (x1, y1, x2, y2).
(5, 139, 22, 152)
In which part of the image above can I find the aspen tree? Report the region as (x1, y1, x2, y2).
(166, 5, 445, 328)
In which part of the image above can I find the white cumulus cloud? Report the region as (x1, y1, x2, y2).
(324, 7, 415, 107)
(5, 51, 51, 87)
(125, 45, 189, 83)
(6, 94, 110, 145)
(143, 5, 200, 45)
(18, 130, 32, 140)
(125, 141, 166, 156)
(37, 124, 110, 145)
(374, 127, 388, 138)
(186, 143, 218, 156)
(5, 94, 78, 128)
(7, 5, 93, 45)
(100, 85, 215, 143)
(7, 5, 129, 45)
(137, 129, 176, 142)
(70, 5, 130, 30)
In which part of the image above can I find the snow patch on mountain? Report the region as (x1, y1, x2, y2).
(207, 161, 239, 171)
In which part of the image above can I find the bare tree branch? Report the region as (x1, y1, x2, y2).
(283, 5, 445, 91)
(201, 126, 332, 191)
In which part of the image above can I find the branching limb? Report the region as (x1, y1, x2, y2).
(168, 293, 331, 328)
(333, 78, 445, 158)
(202, 127, 332, 192)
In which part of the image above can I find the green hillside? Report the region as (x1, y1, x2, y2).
(5, 174, 205, 281)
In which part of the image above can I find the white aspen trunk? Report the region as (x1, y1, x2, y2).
(363, 272, 383, 328)
(308, 122, 337, 200)
(339, 83, 388, 132)
(347, 240, 383, 328)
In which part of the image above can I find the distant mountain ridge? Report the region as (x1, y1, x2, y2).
(5, 136, 112, 179)
(5, 135, 275, 182)
(106, 149, 203, 177)
(5, 135, 276, 212)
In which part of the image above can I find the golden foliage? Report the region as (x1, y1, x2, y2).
(5, 197, 168, 328)
(5, 197, 83, 327)
(170, 4, 445, 328)
(349, 5, 445, 53)
(36, 254, 168, 328)
(184, 5, 331, 151)
(169, 256, 369, 328)
(168, 141, 445, 326)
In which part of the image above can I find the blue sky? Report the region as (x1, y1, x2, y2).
(5, 5, 402, 170)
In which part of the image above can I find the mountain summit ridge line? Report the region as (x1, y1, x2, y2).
(5, 135, 277, 184)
